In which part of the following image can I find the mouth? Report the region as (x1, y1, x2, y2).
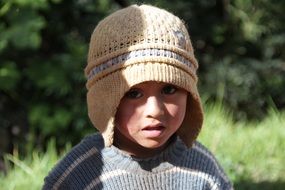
(141, 124, 166, 137)
(142, 126, 165, 131)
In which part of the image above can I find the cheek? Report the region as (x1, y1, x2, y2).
(167, 104, 186, 121)
(166, 95, 187, 124)
(115, 102, 139, 130)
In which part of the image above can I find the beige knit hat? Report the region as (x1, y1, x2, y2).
(85, 4, 203, 147)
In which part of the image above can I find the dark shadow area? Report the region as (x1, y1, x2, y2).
(234, 180, 285, 190)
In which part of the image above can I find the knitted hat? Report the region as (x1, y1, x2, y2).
(85, 4, 203, 147)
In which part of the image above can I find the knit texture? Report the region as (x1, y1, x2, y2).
(85, 4, 203, 147)
(43, 133, 233, 190)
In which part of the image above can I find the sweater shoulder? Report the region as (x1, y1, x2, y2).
(191, 141, 222, 167)
(183, 141, 232, 189)
(42, 133, 104, 189)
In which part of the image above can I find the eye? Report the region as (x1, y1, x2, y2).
(162, 85, 177, 95)
(124, 88, 143, 99)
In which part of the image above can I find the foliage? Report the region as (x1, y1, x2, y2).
(0, 103, 284, 190)
(0, 139, 70, 190)
(0, 0, 120, 152)
(0, 0, 284, 152)
(144, 0, 285, 120)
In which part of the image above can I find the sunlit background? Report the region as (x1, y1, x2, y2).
(0, 0, 284, 189)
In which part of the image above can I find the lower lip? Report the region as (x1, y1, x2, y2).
(142, 127, 165, 138)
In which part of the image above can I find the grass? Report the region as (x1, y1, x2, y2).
(0, 103, 284, 190)
(199, 103, 285, 189)
(0, 140, 70, 190)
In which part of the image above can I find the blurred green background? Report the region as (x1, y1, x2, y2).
(0, 0, 284, 189)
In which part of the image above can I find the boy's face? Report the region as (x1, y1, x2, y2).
(114, 81, 187, 156)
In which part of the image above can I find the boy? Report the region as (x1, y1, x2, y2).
(43, 4, 233, 190)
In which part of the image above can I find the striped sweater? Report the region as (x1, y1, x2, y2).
(43, 133, 233, 190)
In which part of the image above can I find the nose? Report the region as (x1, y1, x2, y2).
(144, 95, 165, 118)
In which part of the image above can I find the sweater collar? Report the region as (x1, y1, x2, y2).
(102, 136, 188, 173)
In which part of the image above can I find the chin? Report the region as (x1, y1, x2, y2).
(139, 140, 166, 149)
